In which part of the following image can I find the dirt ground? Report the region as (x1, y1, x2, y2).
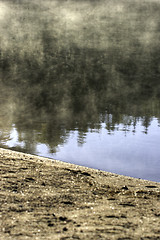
(0, 148, 160, 240)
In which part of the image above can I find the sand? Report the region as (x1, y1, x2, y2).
(0, 147, 160, 239)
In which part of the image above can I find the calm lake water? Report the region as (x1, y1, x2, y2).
(0, 0, 160, 182)
(0, 97, 160, 182)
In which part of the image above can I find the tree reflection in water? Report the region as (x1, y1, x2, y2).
(0, 0, 160, 180)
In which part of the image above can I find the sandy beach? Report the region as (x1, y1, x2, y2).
(0, 147, 160, 239)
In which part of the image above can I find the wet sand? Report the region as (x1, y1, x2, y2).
(0, 147, 160, 239)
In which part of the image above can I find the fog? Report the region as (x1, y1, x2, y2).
(0, 0, 160, 180)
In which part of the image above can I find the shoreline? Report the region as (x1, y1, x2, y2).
(0, 147, 160, 239)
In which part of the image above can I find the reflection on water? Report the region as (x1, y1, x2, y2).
(0, 102, 160, 182)
(2, 118, 160, 182)
(0, 0, 160, 181)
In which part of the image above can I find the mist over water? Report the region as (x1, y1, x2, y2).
(0, 0, 160, 181)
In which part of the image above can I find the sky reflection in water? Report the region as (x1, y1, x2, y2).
(5, 118, 160, 182)
(0, 0, 160, 182)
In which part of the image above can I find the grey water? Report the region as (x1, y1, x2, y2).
(0, 0, 160, 182)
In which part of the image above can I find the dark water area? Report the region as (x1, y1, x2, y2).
(0, 0, 160, 181)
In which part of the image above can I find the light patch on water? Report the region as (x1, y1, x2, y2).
(51, 0, 127, 50)
(6, 125, 25, 148)
(0, 2, 8, 21)
(111, 3, 125, 14)
(139, 18, 158, 46)
(54, 1, 111, 50)
(61, 8, 82, 26)
(116, 4, 124, 13)
(138, 13, 160, 46)
(141, 32, 154, 45)
(146, 18, 158, 32)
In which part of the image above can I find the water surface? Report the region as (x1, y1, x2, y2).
(0, 0, 160, 181)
